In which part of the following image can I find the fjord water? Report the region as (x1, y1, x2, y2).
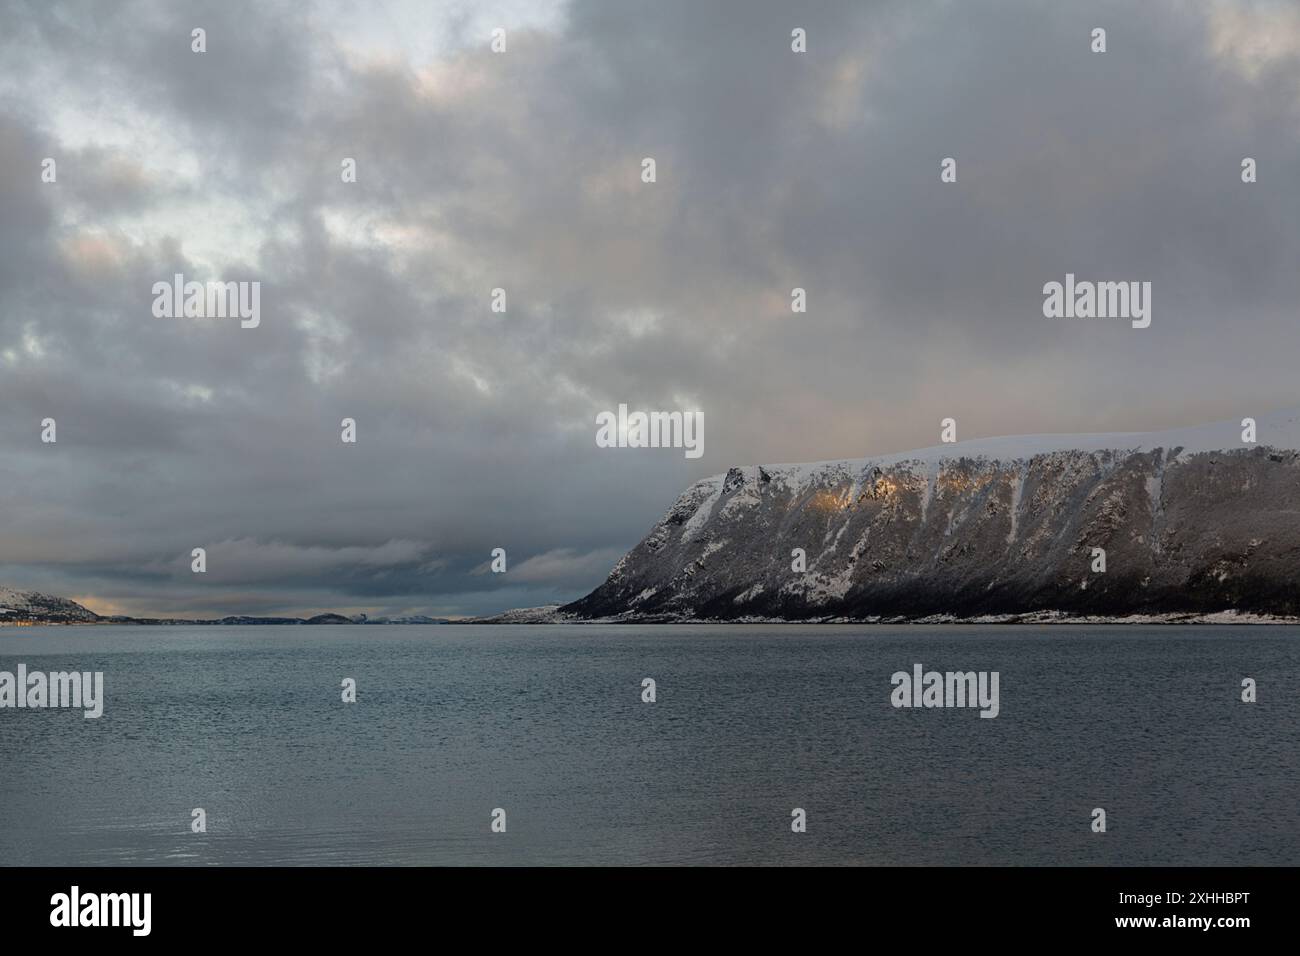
(1, 624, 1296, 866)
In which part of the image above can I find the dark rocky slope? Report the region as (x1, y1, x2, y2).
(562, 409, 1300, 622)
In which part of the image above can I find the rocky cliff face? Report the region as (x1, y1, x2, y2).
(563, 409, 1300, 622)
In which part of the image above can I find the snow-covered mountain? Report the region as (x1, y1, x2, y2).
(562, 407, 1300, 622)
(0, 587, 101, 624)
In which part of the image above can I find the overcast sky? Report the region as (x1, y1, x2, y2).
(1, 0, 1298, 618)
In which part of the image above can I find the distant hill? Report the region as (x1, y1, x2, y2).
(0, 587, 100, 624)
(0, 588, 450, 625)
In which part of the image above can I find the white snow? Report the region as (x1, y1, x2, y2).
(1005, 467, 1026, 543)
(678, 477, 723, 543)
(631, 587, 659, 605)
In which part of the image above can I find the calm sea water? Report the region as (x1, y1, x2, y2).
(1, 624, 1296, 866)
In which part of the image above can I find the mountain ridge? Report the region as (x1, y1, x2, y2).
(551, 406, 1300, 623)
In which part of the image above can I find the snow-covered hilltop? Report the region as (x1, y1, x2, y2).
(562, 407, 1300, 623)
(0, 587, 100, 624)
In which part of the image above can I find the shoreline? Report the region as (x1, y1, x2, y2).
(7, 611, 1299, 628)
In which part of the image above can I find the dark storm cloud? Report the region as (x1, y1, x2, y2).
(1, 0, 1297, 616)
